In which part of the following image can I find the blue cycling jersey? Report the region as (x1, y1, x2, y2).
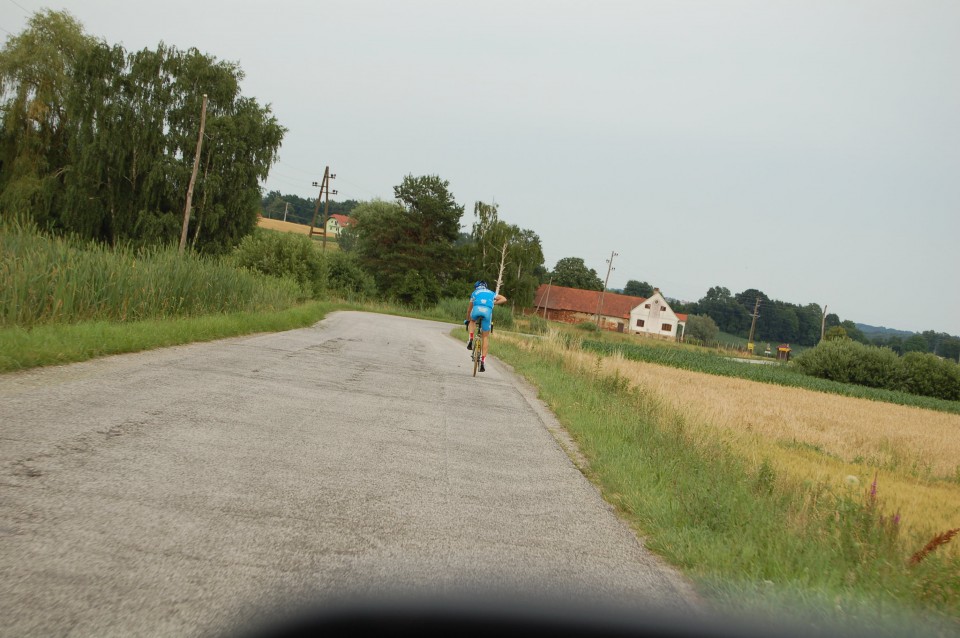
(471, 288, 496, 308)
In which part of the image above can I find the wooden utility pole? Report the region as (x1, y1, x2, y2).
(820, 304, 828, 342)
(747, 296, 761, 353)
(179, 94, 208, 255)
(309, 166, 337, 252)
(595, 251, 618, 329)
(542, 278, 552, 319)
(309, 167, 328, 238)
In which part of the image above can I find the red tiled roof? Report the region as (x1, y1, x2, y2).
(533, 284, 646, 319)
(329, 213, 356, 226)
(533, 283, 689, 322)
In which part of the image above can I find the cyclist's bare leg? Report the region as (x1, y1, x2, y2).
(481, 330, 491, 360)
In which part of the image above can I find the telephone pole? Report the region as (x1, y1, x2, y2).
(309, 167, 337, 253)
(595, 251, 618, 329)
(747, 296, 761, 354)
(820, 304, 828, 342)
(179, 94, 208, 255)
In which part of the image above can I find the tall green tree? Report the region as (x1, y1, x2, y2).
(697, 286, 750, 335)
(550, 257, 603, 291)
(840, 320, 869, 345)
(902, 334, 930, 353)
(351, 175, 465, 303)
(468, 200, 544, 307)
(623, 280, 654, 297)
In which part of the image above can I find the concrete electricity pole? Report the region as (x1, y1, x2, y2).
(820, 304, 828, 342)
(595, 251, 618, 329)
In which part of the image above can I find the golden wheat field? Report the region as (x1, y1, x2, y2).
(256, 217, 315, 235)
(505, 332, 960, 544)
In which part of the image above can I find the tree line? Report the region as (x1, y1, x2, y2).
(670, 286, 959, 359)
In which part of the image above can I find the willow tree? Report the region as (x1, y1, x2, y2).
(0, 9, 95, 223)
(2, 10, 285, 252)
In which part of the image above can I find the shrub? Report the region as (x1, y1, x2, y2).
(794, 339, 900, 388)
(233, 230, 327, 299)
(576, 321, 600, 332)
(685, 314, 719, 345)
(326, 252, 376, 299)
(794, 339, 960, 401)
(897, 352, 960, 401)
(394, 270, 442, 307)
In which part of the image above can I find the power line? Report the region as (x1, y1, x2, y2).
(275, 159, 317, 176)
(5, 0, 30, 15)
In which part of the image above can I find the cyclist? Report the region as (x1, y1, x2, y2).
(465, 281, 507, 372)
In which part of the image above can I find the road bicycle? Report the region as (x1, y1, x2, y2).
(471, 328, 484, 377)
(465, 319, 488, 377)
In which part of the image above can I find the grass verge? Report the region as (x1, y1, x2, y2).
(493, 331, 960, 635)
(0, 301, 339, 373)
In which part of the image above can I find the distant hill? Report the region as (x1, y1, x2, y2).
(855, 323, 917, 338)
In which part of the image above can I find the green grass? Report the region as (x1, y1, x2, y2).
(1, 219, 303, 328)
(492, 335, 960, 634)
(0, 301, 338, 373)
(582, 339, 960, 415)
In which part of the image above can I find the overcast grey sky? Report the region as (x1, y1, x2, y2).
(3, 0, 958, 334)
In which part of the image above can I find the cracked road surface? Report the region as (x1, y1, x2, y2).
(1, 311, 700, 636)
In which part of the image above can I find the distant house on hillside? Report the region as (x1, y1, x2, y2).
(531, 283, 687, 340)
(325, 214, 356, 238)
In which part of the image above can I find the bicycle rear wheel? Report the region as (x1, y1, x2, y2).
(472, 335, 480, 376)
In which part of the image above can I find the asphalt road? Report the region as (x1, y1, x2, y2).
(1, 311, 701, 636)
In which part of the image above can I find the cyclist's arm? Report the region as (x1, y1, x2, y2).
(465, 300, 474, 321)
(494, 294, 507, 305)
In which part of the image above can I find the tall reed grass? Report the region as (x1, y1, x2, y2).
(1, 219, 302, 327)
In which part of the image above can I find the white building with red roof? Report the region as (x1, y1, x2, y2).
(532, 284, 687, 340)
(324, 214, 356, 238)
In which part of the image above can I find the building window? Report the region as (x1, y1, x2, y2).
(644, 304, 650, 309)
(661, 306, 666, 311)
(662, 323, 672, 332)
(636, 319, 645, 327)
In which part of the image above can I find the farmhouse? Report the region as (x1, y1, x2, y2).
(531, 283, 687, 340)
(629, 289, 688, 339)
(324, 214, 356, 238)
